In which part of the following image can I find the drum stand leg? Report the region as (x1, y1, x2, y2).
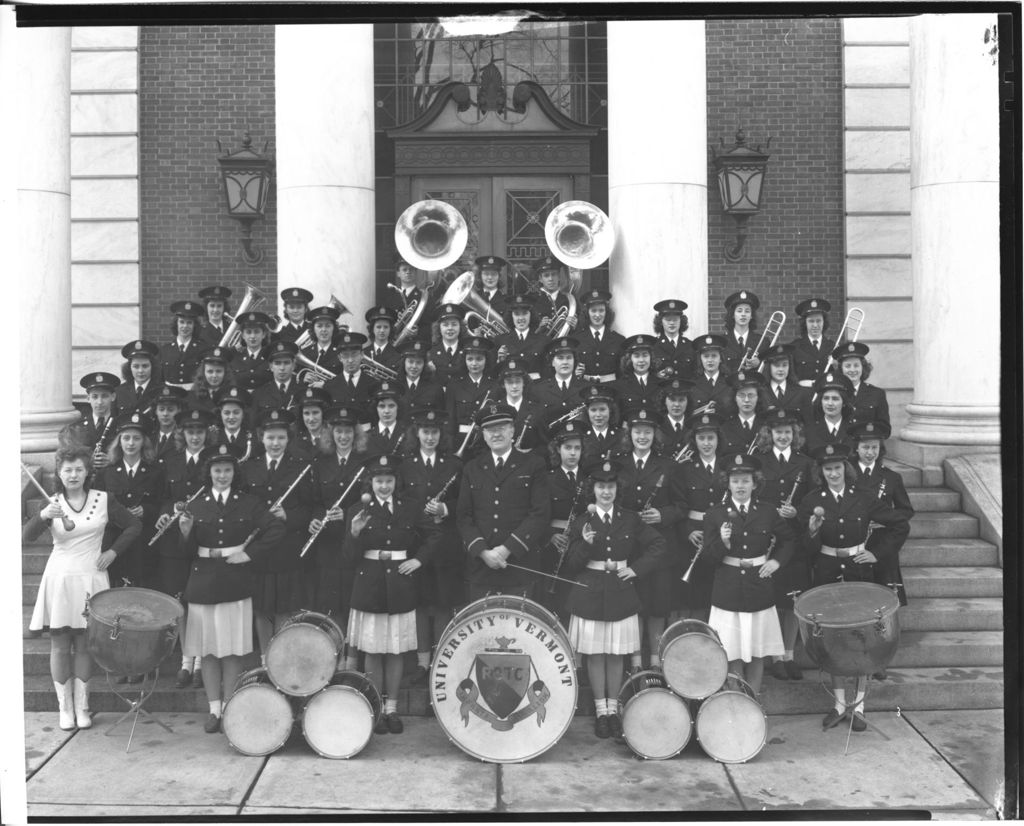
(104, 668, 175, 752)
(819, 673, 891, 755)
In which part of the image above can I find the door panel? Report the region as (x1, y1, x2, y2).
(413, 176, 492, 270)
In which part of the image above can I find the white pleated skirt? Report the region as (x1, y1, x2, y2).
(182, 598, 253, 658)
(348, 608, 417, 655)
(569, 614, 641, 656)
(708, 606, 783, 663)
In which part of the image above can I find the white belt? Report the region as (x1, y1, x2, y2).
(587, 559, 627, 572)
(198, 544, 245, 559)
(583, 373, 617, 383)
(165, 381, 194, 392)
(797, 379, 815, 388)
(457, 424, 473, 434)
(722, 555, 768, 568)
(364, 550, 408, 561)
(821, 544, 864, 559)
(550, 519, 569, 530)
(528, 372, 541, 381)
(687, 510, 705, 520)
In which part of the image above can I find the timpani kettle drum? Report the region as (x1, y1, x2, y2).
(658, 619, 729, 700)
(694, 675, 767, 764)
(222, 668, 296, 756)
(618, 669, 693, 760)
(430, 595, 578, 763)
(84, 587, 184, 675)
(265, 610, 345, 697)
(301, 671, 383, 759)
(794, 582, 901, 677)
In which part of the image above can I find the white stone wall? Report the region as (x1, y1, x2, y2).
(69, 26, 140, 397)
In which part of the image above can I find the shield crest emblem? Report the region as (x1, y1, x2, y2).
(475, 652, 531, 720)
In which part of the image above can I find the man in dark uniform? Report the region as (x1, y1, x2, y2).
(115, 339, 163, 417)
(531, 254, 572, 334)
(250, 341, 303, 416)
(456, 401, 551, 600)
(197, 285, 232, 348)
(790, 297, 835, 387)
(659, 377, 696, 458)
(324, 331, 380, 411)
(575, 289, 625, 383)
(689, 334, 734, 415)
(652, 298, 695, 380)
(60, 372, 122, 475)
(384, 256, 429, 345)
(275, 287, 313, 344)
(152, 385, 187, 459)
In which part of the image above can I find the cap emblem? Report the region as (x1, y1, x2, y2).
(218, 445, 229, 456)
(810, 300, 819, 308)
(740, 291, 748, 299)
(733, 455, 743, 466)
(135, 340, 142, 349)
(271, 411, 280, 420)
(825, 445, 835, 456)
(602, 461, 612, 472)
(379, 456, 388, 466)
(130, 414, 141, 423)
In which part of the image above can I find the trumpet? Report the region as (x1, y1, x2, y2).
(741, 310, 785, 371)
(536, 304, 570, 338)
(362, 354, 398, 382)
(441, 272, 511, 336)
(295, 352, 336, 384)
(219, 283, 268, 349)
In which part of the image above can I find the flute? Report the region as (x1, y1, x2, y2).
(548, 477, 587, 594)
(269, 463, 312, 511)
(300, 466, 367, 557)
(148, 485, 207, 545)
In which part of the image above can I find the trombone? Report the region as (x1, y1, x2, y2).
(819, 307, 866, 378)
(742, 310, 785, 372)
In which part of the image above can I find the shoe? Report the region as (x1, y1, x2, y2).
(607, 713, 623, 740)
(785, 660, 803, 681)
(594, 714, 610, 739)
(191, 670, 204, 689)
(410, 665, 428, 686)
(625, 665, 643, 678)
(822, 709, 846, 730)
(386, 712, 404, 734)
(54, 680, 76, 731)
(374, 715, 389, 735)
(872, 669, 887, 681)
(769, 660, 789, 681)
(851, 713, 867, 732)
(72, 678, 92, 729)
(203, 714, 221, 734)
(175, 668, 192, 689)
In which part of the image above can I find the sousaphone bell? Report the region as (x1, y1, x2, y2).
(544, 200, 615, 271)
(395, 199, 469, 273)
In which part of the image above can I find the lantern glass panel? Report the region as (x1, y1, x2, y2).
(223, 170, 264, 216)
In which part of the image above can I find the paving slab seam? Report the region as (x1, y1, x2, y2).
(25, 728, 77, 782)
(899, 709, 1003, 813)
(495, 763, 505, 813)
(234, 754, 270, 816)
(721, 765, 749, 812)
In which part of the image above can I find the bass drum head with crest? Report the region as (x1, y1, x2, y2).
(222, 668, 296, 756)
(659, 619, 729, 700)
(430, 595, 577, 764)
(265, 610, 345, 697)
(618, 669, 693, 760)
(301, 671, 382, 759)
(695, 675, 767, 764)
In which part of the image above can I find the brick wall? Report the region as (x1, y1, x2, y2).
(706, 19, 845, 341)
(138, 26, 277, 342)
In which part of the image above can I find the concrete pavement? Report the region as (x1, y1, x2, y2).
(21, 708, 1004, 818)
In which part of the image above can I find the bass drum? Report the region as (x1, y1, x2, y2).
(794, 582, 901, 677)
(85, 587, 184, 675)
(222, 668, 296, 756)
(695, 675, 767, 764)
(430, 595, 577, 763)
(658, 619, 729, 700)
(618, 670, 692, 760)
(301, 671, 383, 759)
(265, 610, 345, 697)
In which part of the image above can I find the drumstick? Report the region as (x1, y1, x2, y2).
(502, 562, 589, 587)
(810, 505, 825, 536)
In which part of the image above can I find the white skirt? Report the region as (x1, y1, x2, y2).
(708, 606, 783, 663)
(183, 599, 253, 658)
(348, 608, 417, 655)
(569, 614, 641, 656)
(31, 569, 110, 631)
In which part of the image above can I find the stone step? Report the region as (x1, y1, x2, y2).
(902, 567, 1003, 599)
(792, 631, 1002, 669)
(899, 598, 1003, 631)
(907, 488, 960, 512)
(900, 539, 999, 568)
(24, 665, 1004, 716)
(909, 512, 978, 539)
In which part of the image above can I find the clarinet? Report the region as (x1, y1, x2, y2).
(425, 471, 460, 523)
(548, 477, 587, 595)
(88, 416, 116, 483)
(640, 473, 666, 512)
(514, 414, 533, 450)
(864, 477, 888, 547)
(781, 471, 804, 508)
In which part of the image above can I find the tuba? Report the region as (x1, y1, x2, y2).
(219, 283, 268, 349)
(441, 272, 511, 336)
(395, 200, 468, 273)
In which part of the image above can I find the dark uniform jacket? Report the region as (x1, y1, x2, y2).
(397, 452, 463, 568)
(232, 347, 273, 392)
(197, 322, 229, 349)
(214, 427, 260, 462)
(239, 453, 315, 572)
(659, 417, 691, 459)
(363, 342, 402, 376)
(722, 328, 759, 374)
(478, 288, 509, 319)
(323, 370, 379, 412)
(456, 448, 551, 592)
(850, 382, 891, 429)
(719, 413, 768, 458)
(446, 376, 494, 444)
(758, 449, 816, 600)
(802, 417, 853, 456)
(300, 343, 342, 381)
(853, 463, 913, 603)
(653, 335, 695, 381)
(495, 329, 548, 378)
(689, 371, 735, 417)
(789, 335, 835, 385)
(428, 342, 465, 387)
(564, 507, 665, 622)
(396, 375, 445, 411)
(249, 377, 302, 417)
(113, 380, 164, 418)
(273, 321, 310, 346)
(365, 423, 408, 457)
(532, 290, 570, 329)
(158, 339, 203, 386)
(95, 459, 165, 586)
(611, 373, 661, 412)
(612, 452, 685, 582)
(153, 430, 179, 461)
(529, 375, 587, 422)
(155, 451, 206, 559)
(764, 381, 813, 423)
(60, 409, 115, 452)
(343, 496, 437, 614)
(575, 327, 626, 382)
(181, 488, 285, 604)
(676, 457, 727, 607)
(703, 499, 795, 613)
(582, 427, 619, 465)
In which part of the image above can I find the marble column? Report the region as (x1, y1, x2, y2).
(275, 25, 376, 322)
(607, 21, 708, 336)
(15, 24, 80, 454)
(900, 14, 1000, 462)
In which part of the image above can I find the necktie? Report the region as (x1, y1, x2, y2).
(743, 420, 751, 432)
(836, 493, 843, 506)
(863, 465, 872, 476)
(495, 456, 504, 470)
(813, 339, 820, 351)
(159, 435, 167, 450)
(739, 504, 747, 515)
(636, 459, 644, 473)
(187, 456, 196, 470)
(425, 457, 433, 469)
(338, 456, 346, 468)
(675, 422, 682, 433)
(595, 331, 601, 343)
(706, 463, 713, 475)
(409, 382, 417, 392)
(738, 336, 745, 349)
(447, 347, 455, 358)
(347, 374, 355, 390)
(376, 349, 384, 360)
(217, 493, 225, 507)
(638, 376, 646, 389)
(128, 467, 135, 480)
(136, 385, 143, 399)
(776, 385, 784, 400)
(383, 500, 392, 515)
(561, 381, 568, 394)
(279, 382, 287, 394)
(383, 427, 391, 441)
(96, 417, 105, 433)
(831, 427, 838, 438)
(520, 332, 526, 342)
(603, 513, 611, 526)
(269, 459, 278, 476)
(568, 470, 576, 485)
(778, 453, 787, 465)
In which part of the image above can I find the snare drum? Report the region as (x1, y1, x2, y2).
(794, 582, 901, 677)
(618, 670, 692, 760)
(695, 675, 767, 763)
(301, 671, 382, 759)
(265, 610, 345, 697)
(658, 619, 729, 700)
(84, 587, 184, 675)
(222, 668, 295, 756)
(431, 595, 577, 763)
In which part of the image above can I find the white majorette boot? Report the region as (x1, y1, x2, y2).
(54, 680, 76, 730)
(73, 677, 92, 729)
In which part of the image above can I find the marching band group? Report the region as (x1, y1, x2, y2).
(26, 248, 915, 745)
